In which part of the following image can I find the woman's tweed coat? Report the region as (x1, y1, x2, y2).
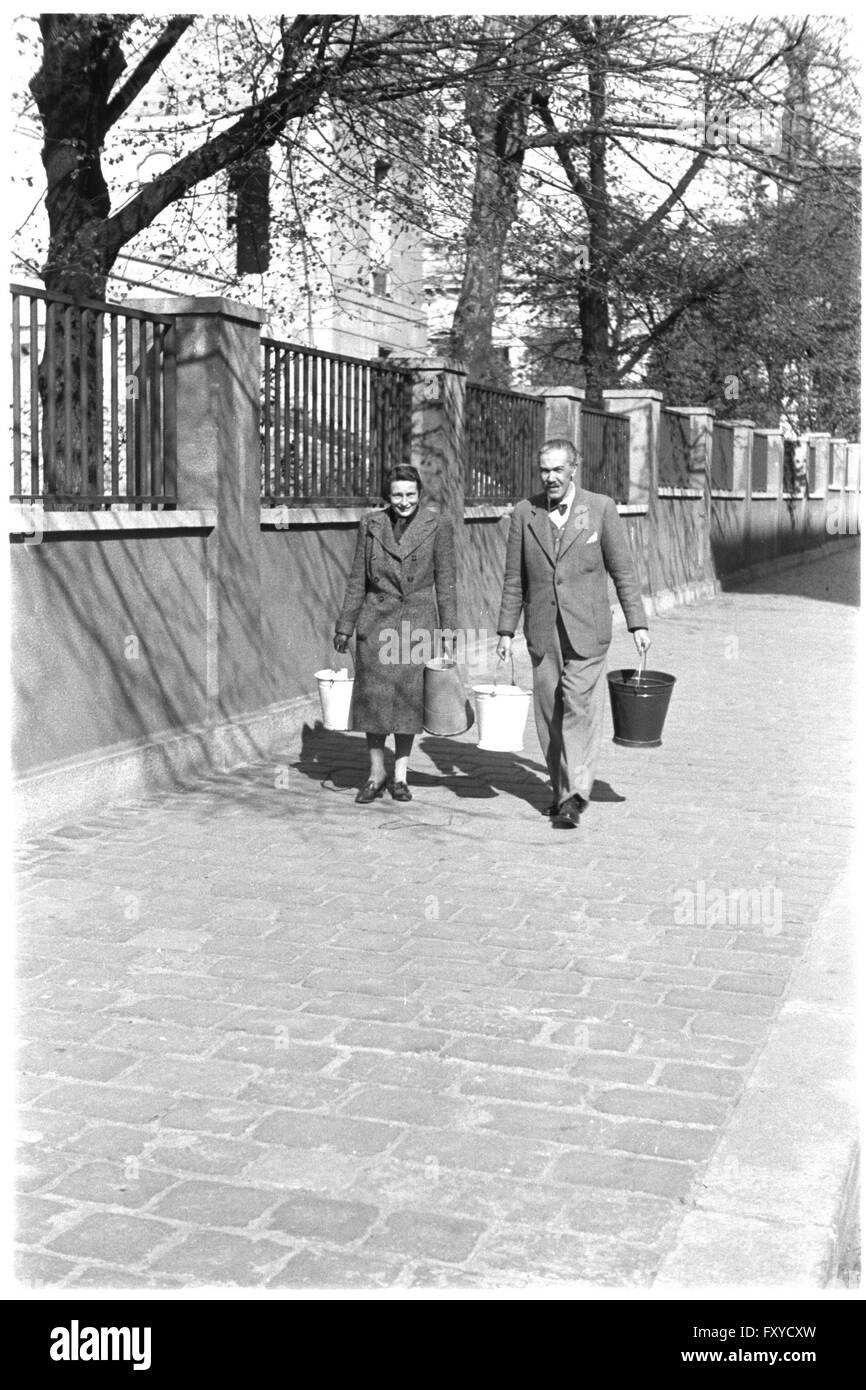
(335, 505, 458, 734)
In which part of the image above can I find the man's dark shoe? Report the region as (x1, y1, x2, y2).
(391, 781, 413, 802)
(355, 778, 387, 804)
(552, 794, 583, 828)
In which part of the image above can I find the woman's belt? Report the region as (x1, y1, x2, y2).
(366, 584, 434, 599)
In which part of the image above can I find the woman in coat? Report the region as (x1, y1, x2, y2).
(334, 465, 458, 803)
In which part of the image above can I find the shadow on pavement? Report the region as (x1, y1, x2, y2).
(421, 735, 548, 810)
(720, 540, 860, 606)
(589, 780, 626, 804)
(290, 724, 626, 813)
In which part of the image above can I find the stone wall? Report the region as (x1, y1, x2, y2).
(11, 294, 860, 829)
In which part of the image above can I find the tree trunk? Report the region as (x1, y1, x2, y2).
(38, 306, 109, 506)
(578, 29, 614, 403)
(448, 78, 530, 385)
(30, 17, 127, 505)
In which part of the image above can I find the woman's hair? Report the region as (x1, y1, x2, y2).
(382, 464, 423, 501)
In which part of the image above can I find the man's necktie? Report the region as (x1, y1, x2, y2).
(550, 501, 567, 555)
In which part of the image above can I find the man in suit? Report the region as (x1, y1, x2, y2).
(496, 438, 651, 828)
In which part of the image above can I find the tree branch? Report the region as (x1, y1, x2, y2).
(101, 24, 393, 257)
(618, 260, 754, 376)
(532, 92, 591, 205)
(611, 147, 710, 268)
(101, 16, 196, 136)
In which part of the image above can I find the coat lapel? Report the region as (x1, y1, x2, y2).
(367, 509, 402, 561)
(556, 492, 591, 563)
(527, 496, 555, 566)
(400, 508, 438, 558)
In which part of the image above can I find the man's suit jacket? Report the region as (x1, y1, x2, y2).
(497, 487, 647, 659)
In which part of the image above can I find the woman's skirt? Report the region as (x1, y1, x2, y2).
(352, 621, 424, 734)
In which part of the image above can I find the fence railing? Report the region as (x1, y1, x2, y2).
(658, 409, 693, 489)
(10, 283, 177, 509)
(261, 339, 412, 505)
(711, 421, 735, 490)
(751, 433, 769, 491)
(806, 441, 817, 493)
(581, 406, 630, 502)
(465, 381, 545, 503)
(830, 440, 845, 489)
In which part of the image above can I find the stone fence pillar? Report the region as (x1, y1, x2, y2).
(758, 429, 784, 497)
(127, 295, 267, 723)
(846, 441, 860, 491)
(665, 406, 715, 493)
(829, 439, 847, 490)
(601, 389, 662, 506)
(392, 356, 467, 526)
(804, 432, 831, 496)
(540, 386, 584, 483)
(845, 441, 861, 537)
(728, 420, 755, 495)
(391, 355, 471, 632)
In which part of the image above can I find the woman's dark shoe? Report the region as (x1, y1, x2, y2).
(551, 794, 585, 829)
(391, 781, 413, 802)
(355, 778, 387, 804)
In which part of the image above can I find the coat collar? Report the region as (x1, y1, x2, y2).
(367, 505, 437, 560)
(527, 488, 593, 565)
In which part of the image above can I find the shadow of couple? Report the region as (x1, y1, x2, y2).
(291, 723, 626, 812)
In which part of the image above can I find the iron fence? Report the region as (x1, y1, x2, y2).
(261, 339, 412, 505)
(580, 406, 630, 502)
(465, 381, 545, 502)
(10, 282, 176, 508)
(751, 433, 769, 492)
(806, 441, 817, 493)
(658, 409, 693, 489)
(711, 421, 735, 490)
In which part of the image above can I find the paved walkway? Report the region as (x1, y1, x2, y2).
(14, 545, 860, 1290)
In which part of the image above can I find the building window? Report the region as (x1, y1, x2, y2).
(370, 157, 393, 297)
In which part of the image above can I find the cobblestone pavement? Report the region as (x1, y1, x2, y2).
(14, 546, 859, 1290)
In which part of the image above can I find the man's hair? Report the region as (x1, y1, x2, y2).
(539, 438, 578, 465)
(382, 464, 423, 500)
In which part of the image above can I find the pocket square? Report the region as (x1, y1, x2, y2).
(586, 531, 599, 544)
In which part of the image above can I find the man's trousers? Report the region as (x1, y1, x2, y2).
(530, 616, 607, 808)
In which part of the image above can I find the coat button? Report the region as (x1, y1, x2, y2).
(377, 595, 385, 603)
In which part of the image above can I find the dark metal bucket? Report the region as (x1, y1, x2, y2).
(607, 661, 675, 748)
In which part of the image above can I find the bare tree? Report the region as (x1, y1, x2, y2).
(23, 13, 488, 498)
(515, 14, 859, 400)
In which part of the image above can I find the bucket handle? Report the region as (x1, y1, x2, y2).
(325, 644, 354, 684)
(433, 632, 457, 666)
(493, 652, 517, 692)
(630, 648, 647, 686)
